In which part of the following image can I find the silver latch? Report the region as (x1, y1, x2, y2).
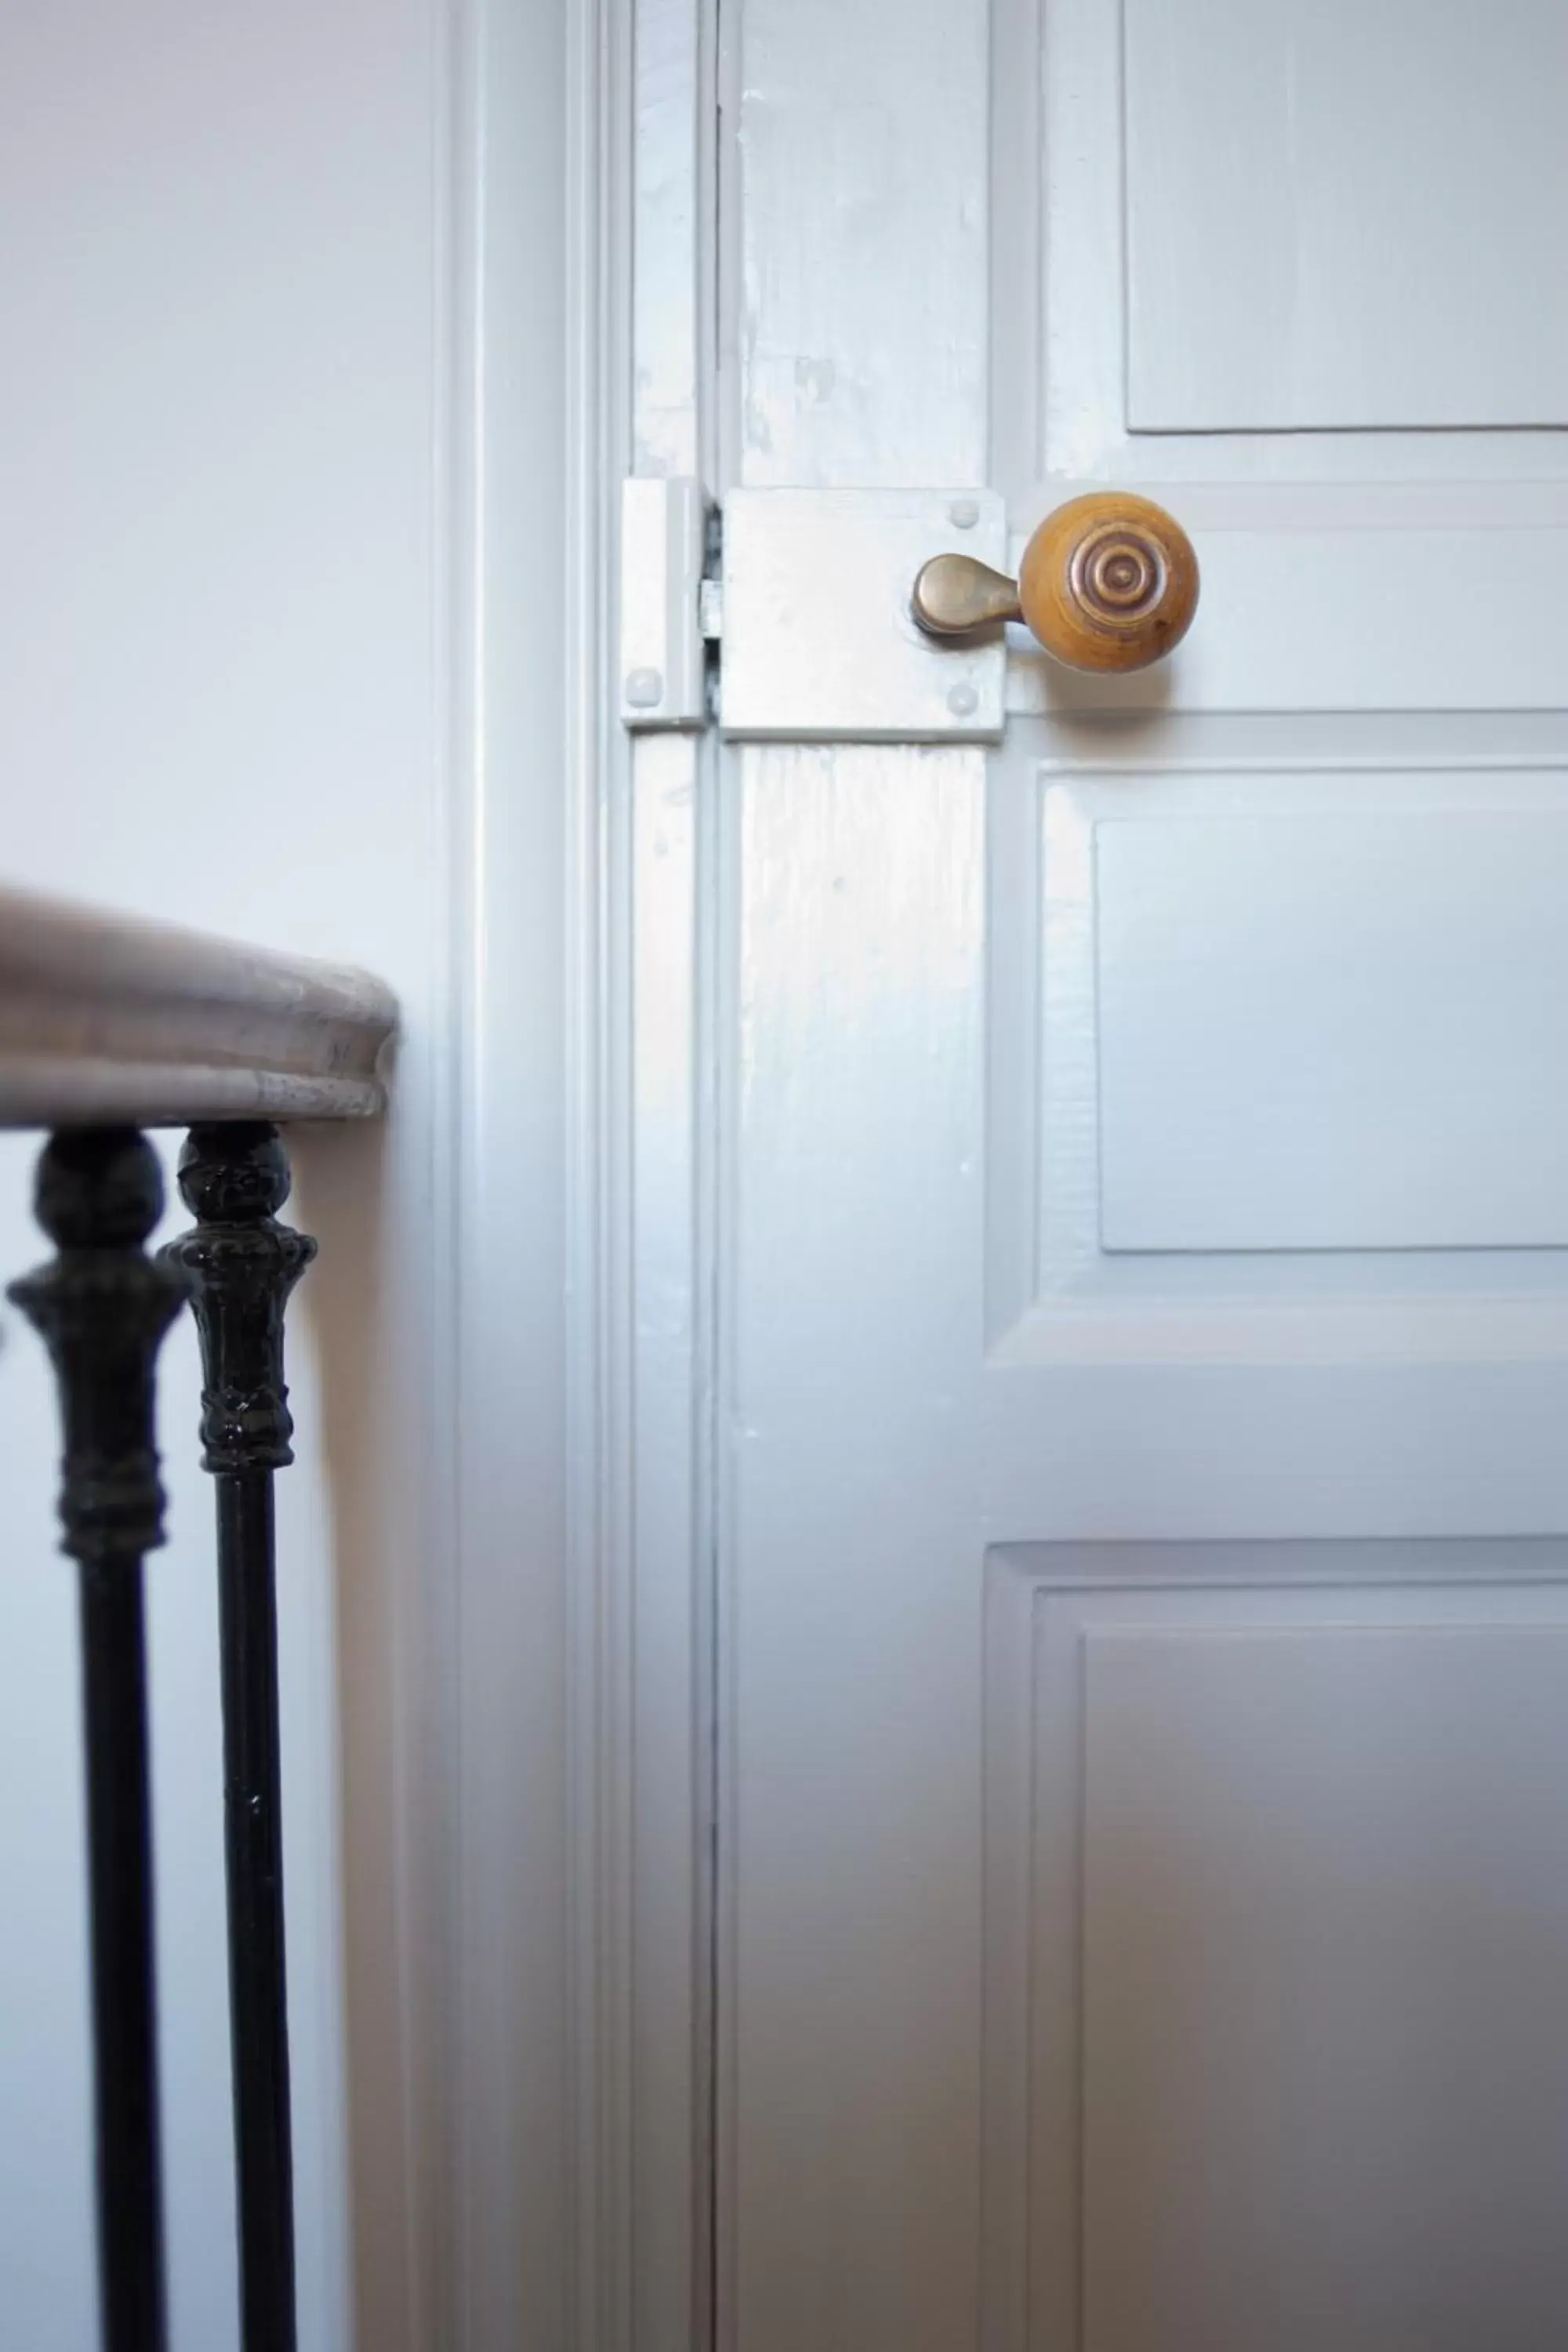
(619, 477, 708, 731)
(717, 488, 1007, 742)
(619, 480, 1008, 743)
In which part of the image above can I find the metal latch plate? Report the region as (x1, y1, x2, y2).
(719, 488, 1006, 743)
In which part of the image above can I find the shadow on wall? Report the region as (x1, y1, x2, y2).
(288, 1116, 441, 2352)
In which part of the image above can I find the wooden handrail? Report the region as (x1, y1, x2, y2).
(0, 885, 398, 1128)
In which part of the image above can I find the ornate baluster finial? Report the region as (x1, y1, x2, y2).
(11, 1127, 189, 1563)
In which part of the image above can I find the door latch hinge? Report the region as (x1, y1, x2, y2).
(619, 477, 710, 731)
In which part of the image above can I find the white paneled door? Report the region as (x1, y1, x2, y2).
(636, 2, 1568, 2348)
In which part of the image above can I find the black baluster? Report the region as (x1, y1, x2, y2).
(162, 1123, 314, 2352)
(9, 1128, 188, 2352)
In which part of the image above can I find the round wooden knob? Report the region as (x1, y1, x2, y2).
(1017, 492, 1198, 673)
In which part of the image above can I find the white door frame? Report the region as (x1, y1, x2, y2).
(372, 2, 669, 2349)
(424, 2, 717, 2350)
(574, 5, 724, 2352)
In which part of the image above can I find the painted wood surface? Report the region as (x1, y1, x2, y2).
(618, 10, 713, 2352)
(724, 2, 987, 2349)
(1123, 0, 1568, 432)
(1022, 0, 1568, 489)
(1095, 810, 1568, 1251)
(1004, 492, 1568, 716)
(691, 0, 1568, 2347)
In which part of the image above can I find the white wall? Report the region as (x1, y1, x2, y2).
(0, 3, 571, 2347)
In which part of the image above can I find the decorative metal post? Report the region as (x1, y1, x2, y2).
(162, 1123, 314, 2352)
(9, 1128, 188, 2352)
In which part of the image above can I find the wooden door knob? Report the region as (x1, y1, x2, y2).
(913, 492, 1199, 673)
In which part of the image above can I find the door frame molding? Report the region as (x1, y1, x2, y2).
(575, 7, 724, 2352)
(379, 2, 645, 2347)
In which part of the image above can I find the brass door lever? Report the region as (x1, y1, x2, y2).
(913, 492, 1198, 673)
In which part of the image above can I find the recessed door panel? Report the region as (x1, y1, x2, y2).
(1123, 0, 1568, 433)
(985, 1555, 1568, 2352)
(1096, 808, 1568, 1252)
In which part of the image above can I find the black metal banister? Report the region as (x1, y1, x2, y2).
(9, 1129, 191, 2352)
(3, 886, 397, 2352)
(164, 1124, 318, 2352)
